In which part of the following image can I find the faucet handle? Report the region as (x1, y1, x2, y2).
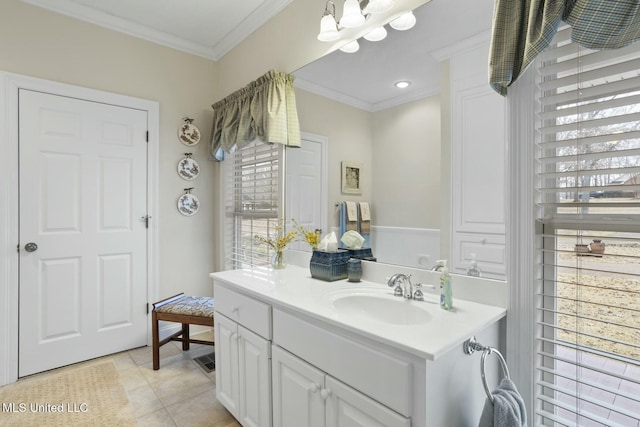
(393, 285, 403, 297)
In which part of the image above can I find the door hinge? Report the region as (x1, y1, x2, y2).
(146, 131, 149, 142)
(16, 244, 20, 253)
(141, 215, 151, 228)
(146, 303, 149, 314)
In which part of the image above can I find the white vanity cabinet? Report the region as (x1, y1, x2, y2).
(214, 286, 272, 427)
(272, 344, 410, 427)
(212, 268, 505, 427)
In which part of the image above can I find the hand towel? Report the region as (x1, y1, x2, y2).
(359, 202, 371, 234)
(478, 378, 527, 427)
(344, 201, 358, 231)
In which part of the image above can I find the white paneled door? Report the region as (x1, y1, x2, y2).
(286, 135, 326, 249)
(18, 89, 148, 376)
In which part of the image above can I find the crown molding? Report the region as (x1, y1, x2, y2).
(295, 78, 376, 112)
(295, 78, 439, 113)
(431, 29, 492, 62)
(212, 0, 292, 60)
(21, 0, 292, 61)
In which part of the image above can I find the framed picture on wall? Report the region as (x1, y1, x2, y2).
(341, 161, 363, 194)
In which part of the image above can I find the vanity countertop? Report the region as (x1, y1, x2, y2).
(210, 265, 506, 361)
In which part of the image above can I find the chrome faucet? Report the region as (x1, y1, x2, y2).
(387, 273, 424, 301)
(431, 260, 446, 272)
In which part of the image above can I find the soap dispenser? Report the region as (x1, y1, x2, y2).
(467, 253, 482, 277)
(439, 260, 452, 310)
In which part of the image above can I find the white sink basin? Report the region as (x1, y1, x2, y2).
(330, 290, 434, 325)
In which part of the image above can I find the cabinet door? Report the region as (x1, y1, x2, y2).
(238, 325, 272, 427)
(272, 345, 325, 427)
(325, 376, 410, 427)
(215, 312, 239, 418)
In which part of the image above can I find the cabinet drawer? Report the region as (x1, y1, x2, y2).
(214, 284, 271, 340)
(273, 309, 411, 417)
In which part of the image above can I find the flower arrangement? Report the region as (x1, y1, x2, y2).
(291, 218, 322, 250)
(255, 219, 297, 268)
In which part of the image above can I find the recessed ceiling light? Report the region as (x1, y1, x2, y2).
(395, 81, 411, 89)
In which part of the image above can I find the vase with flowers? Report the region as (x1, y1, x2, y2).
(255, 219, 297, 269)
(291, 218, 322, 250)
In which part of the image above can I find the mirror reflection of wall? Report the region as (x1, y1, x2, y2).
(291, 0, 507, 280)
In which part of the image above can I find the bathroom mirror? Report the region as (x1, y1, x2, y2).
(292, 0, 501, 276)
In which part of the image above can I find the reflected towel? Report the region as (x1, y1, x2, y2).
(344, 201, 358, 231)
(359, 202, 371, 234)
(478, 378, 527, 427)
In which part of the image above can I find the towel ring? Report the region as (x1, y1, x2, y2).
(463, 336, 510, 405)
(480, 348, 510, 404)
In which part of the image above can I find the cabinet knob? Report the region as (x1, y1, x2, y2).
(320, 388, 331, 400)
(308, 383, 319, 393)
(232, 306, 239, 313)
(231, 332, 238, 340)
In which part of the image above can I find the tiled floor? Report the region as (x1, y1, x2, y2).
(9, 330, 241, 427)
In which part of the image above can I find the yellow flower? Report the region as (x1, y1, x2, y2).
(255, 219, 297, 251)
(291, 218, 322, 249)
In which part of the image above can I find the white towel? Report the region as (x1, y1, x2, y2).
(478, 378, 527, 427)
(344, 201, 358, 231)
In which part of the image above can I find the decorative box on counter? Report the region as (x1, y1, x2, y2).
(347, 247, 376, 262)
(310, 249, 350, 281)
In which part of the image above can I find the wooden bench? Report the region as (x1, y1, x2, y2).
(151, 293, 214, 370)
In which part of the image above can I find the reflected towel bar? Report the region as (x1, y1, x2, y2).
(463, 336, 510, 404)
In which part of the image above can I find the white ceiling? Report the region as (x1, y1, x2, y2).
(22, 0, 293, 60)
(294, 0, 494, 111)
(22, 0, 494, 110)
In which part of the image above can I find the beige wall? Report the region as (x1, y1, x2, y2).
(1, 0, 218, 298)
(295, 89, 373, 230)
(372, 96, 441, 229)
(295, 88, 442, 232)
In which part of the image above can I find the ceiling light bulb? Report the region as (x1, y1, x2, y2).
(340, 0, 365, 28)
(317, 13, 340, 41)
(339, 40, 360, 53)
(363, 26, 387, 42)
(395, 81, 410, 89)
(363, 0, 394, 14)
(390, 11, 416, 31)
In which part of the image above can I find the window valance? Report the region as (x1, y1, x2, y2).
(210, 70, 301, 160)
(489, 0, 640, 96)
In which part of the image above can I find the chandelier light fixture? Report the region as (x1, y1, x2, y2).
(339, 39, 361, 53)
(317, 0, 417, 54)
(389, 11, 416, 31)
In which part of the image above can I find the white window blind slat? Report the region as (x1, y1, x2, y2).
(535, 27, 640, 426)
(540, 94, 640, 121)
(223, 140, 283, 270)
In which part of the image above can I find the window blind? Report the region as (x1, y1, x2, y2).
(536, 27, 640, 427)
(222, 140, 283, 270)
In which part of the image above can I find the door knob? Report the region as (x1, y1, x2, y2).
(25, 242, 38, 252)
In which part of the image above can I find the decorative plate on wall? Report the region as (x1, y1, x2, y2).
(178, 119, 201, 146)
(178, 189, 200, 216)
(178, 154, 200, 180)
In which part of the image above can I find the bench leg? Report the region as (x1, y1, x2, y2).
(152, 311, 160, 370)
(182, 323, 190, 351)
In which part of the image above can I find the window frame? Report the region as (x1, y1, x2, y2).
(507, 30, 640, 426)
